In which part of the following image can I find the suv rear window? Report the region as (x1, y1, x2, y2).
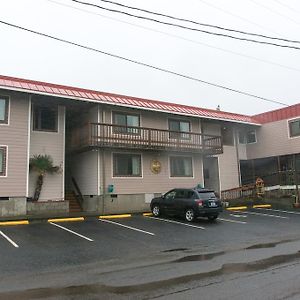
(196, 191, 216, 200)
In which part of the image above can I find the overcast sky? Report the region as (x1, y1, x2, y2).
(0, 0, 300, 115)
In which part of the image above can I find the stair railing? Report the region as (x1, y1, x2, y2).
(71, 177, 84, 209)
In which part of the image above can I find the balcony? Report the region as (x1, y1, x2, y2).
(70, 123, 223, 155)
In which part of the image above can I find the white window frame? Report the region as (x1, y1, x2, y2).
(288, 118, 300, 139)
(112, 152, 143, 178)
(0, 95, 10, 126)
(0, 145, 8, 177)
(169, 155, 194, 178)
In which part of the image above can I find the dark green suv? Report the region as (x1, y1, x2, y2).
(150, 188, 223, 222)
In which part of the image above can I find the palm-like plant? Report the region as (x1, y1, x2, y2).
(29, 154, 61, 201)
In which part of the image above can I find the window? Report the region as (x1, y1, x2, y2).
(246, 130, 256, 143)
(221, 126, 233, 146)
(0, 146, 7, 176)
(0, 96, 9, 124)
(113, 153, 142, 177)
(289, 119, 300, 137)
(33, 104, 58, 132)
(170, 156, 193, 177)
(168, 119, 190, 139)
(113, 112, 140, 134)
(238, 130, 257, 144)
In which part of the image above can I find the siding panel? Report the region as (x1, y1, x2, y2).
(0, 91, 29, 196)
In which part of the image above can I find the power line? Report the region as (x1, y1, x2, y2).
(48, 0, 300, 73)
(249, 0, 300, 26)
(0, 19, 290, 107)
(81, 0, 300, 45)
(69, 0, 300, 51)
(196, 0, 283, 37)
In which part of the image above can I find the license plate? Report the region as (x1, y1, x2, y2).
(209, 201, 217, 207)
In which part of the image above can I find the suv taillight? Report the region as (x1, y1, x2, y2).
(195, 199, 203, 207)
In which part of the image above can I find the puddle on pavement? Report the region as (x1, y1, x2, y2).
(246, 238, 296, 250)
(174, 251, 225, 262)
(162, 248, 189, 253)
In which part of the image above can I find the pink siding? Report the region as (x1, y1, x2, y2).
(246, 119, 300, 159)
(0, 91, 29, 197)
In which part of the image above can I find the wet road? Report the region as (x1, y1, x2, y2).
(1, 208, 300, 299)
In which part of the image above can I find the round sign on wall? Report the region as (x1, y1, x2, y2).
(151, 160, 161, 174)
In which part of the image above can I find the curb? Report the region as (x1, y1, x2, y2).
(226, 204, 272, 211)
(0, 220, 29, 226)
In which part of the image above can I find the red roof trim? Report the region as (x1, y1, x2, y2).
(0, 74, 260, 125)
(253, 103, 300, 124)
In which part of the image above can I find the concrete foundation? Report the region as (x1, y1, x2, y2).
(27, 200, 69, 215)
(0, 197, 27, 217)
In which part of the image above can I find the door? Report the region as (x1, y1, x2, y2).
(203, 157, 220, 195)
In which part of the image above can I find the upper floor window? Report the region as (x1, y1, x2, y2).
(113, 112, 140, 134)
(0, 146, 7, 176)
(170, 156, 193, 177)
(168, 119, 190, 139)
(246, 130, 257, 143)
(289, 119, 300, 137)
(0, 96, 9, 124)
(239, 130, 257, 144)
(221, 126, 234, 146)
(113, 153, 142, 177)
(33, 104, 58, 132)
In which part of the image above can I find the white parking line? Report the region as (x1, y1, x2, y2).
(49, 222, 94, 242)
(229, 214, 248, 218)
(236, 211, 289, 219)
(218, 218, 247, 224)
(256, 208, 300, 215)
(146, 216, 205, 230)
(99, 219, 155, 236)
(0, 230, 19, 248)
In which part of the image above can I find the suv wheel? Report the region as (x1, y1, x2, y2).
(208, 214, 218, 221)
(185, 209, 195, 222)
(152, 204, 160, 217)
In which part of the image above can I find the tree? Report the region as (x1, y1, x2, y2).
(29, 154, 61, 201)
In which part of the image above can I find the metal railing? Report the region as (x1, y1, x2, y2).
(70, 122, 223, 154)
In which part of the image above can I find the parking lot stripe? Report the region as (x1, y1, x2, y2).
(255, 208, 300, 215)
(218, 218, 247, 224)
(98, 219, 155, 236)
(49, 222, 94, 242)
(0, 230, 19, 248)
(229, 214, 247, 218)
(146, 216, 205, 230)
(237, 211, 289, 219)
(0, 220, 29, 226)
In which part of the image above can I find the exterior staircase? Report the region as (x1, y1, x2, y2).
(65, 191, 82, 212)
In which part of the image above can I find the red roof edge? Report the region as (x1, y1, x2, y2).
(0, 74, 260, 125)
(253, 103, 300, 124)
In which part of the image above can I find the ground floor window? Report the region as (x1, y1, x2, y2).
(0, 146, 7, 176)
(170, 156, 193, 177)
(113, 153, 142, 177)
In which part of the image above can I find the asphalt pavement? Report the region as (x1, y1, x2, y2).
(1, 208, 300, 299)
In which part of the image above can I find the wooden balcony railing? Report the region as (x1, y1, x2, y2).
(70, 123, 223, 154)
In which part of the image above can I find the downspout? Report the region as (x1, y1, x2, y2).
(26, 95, 32, 198)
(234, 128, 242, 187)
(101, 108, 106, 214)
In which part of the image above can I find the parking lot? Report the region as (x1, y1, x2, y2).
(1, 208, 300, 268)
(2, 207, 300, 299)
